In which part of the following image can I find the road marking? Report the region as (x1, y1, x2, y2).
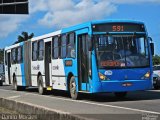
(0, 89, 160, 114)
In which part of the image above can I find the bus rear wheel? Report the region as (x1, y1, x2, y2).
(38, 75, 46, 95)
(114, 92, 127, 98)
(69, 76, 79, 100)
(13, 76, 24, 91)
(0, 81, 3, 86)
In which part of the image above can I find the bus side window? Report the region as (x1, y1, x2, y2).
(11, 48, 16, 64)
(61, 35, 67, 59)
(53, 37, 59, 59)
(17, 46, 23, 63)
(38, 40, 44, 60)
(67, 33, 75, 58)
(32, 41, 38, 61)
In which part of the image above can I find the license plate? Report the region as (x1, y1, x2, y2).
(122, 83, 132, 87)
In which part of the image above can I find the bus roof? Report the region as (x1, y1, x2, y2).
(62, 19, 145, 33)
(5, 19, 145, 50)
(91, 19, 144, 24)
(5, 42, 22, 51)
(4, 30, 61, 50)
(31, 30, 61, 42)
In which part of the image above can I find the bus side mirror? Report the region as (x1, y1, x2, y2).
(148, 37, 154, 56)
(150, 43, 154, 56)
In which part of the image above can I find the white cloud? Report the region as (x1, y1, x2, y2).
(29, 0, 47, 13)
(0, 15, 29, 39)
(0, 0, 46, 40)
(109, 0, 160, 4)
(38, 0, 117, 28)
(0, 0, 160, 40)
(37, 0, 160, 29)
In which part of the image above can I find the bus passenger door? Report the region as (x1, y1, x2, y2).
(78, 34, 90, 91)
(44, 42, 51, 87)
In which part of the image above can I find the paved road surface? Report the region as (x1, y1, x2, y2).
(0, 85, 160, 120)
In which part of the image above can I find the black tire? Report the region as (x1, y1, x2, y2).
(0, 81, 3, 86)
(13, 76, 22, 91)
(38, 75, 46, 95)
(69, 76, 79, 100)
(114, 92, 127, 98)
(154, 85, 160, 90)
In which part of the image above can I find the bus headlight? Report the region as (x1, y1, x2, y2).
(141, 72, 150, 79)
(99, 72, 110, 81)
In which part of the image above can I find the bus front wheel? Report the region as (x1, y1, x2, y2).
(69, 76, 79, 100)
(114, 92, 127, 98)
(38, 75, 46, 95)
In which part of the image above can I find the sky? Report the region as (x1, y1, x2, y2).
(0, 0, 160, 55)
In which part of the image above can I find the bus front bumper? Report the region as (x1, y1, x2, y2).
(93, 80, 152, 93)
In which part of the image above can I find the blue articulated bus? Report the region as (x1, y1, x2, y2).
(4, 20, 154, 99)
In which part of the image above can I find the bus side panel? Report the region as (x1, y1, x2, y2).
(4, 65, 9, 84)
(31, 61, 40, 86)
(31, 61, 44, 86)
(30, 42, 45, 87)
(16, 64, 23, 86)
(4, 50, 12, 85)
(24, 41, 31, 86)
(58, 59, 67, 90)
(63, 58, 78, 91)
(20, 63, 26, 86)
(52, 60, 58, 89)
(52, 59, 67, 90)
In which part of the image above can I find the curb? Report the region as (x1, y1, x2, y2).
(0, 98, 90, 120)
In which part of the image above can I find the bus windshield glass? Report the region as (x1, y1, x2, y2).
(94, 34, 150, 69)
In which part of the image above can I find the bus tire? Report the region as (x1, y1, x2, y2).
(38, 75, 46, 95)
(69, 76, 79, 100)
(114, 92, 127, 98)
(13, 76, 22, 91)
(0, 81, 3, 86)
(154, 85, 160, 90)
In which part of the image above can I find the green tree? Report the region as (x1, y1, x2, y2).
(152, 55, 160, 65)
(14, 31, 34, 44)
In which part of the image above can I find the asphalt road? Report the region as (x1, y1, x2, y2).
(0, 85, 160, 120)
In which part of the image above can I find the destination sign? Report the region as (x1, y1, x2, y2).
(92, 23, 145, 32)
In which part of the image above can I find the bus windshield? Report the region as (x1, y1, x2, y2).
(94, 34, 150, 69)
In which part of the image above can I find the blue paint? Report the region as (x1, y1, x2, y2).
(21, 63, 26, 86)
(20, 42, 26, 86)
(58, 20, 153, 93)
